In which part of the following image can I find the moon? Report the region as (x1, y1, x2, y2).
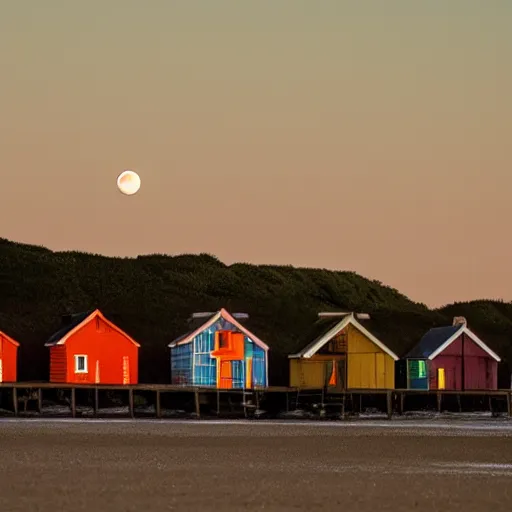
(117, 170, 141, 195)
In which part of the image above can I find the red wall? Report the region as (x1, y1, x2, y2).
(0, 334, 18, 382)
(428, 333, 498, 390)
(49, 316, 138, 384)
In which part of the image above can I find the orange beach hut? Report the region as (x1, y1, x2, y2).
(0, 330, 20, 382)
(45, 309, 139, 385)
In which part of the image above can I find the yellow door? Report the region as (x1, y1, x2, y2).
(438, 368, 445, 390)
(122, 356, 130, 384)
(375, 353, 386, 389)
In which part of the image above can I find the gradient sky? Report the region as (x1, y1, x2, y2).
(1, 1, 511, 307)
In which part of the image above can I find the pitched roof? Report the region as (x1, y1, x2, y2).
(405, 324, 501, 362)
(168, 308, 269, 351)
(45, 309, 140, 347)
(0, 330, 20, 347)
(405, 325, 460, 359)
(289, 313, 399, 360)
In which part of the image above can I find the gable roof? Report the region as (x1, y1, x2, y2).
(45, 309, 140, 347)
(168, 308, 269, 351)
(0, 330, 20, 347)
(289, 313, 398, 360)
(405, 324, 501, 362)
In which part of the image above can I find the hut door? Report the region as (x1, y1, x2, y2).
(375, 353, 386, 388)
(218, 360, 232, 389)
(122, 356, 130, 385)
(337, 360, 346, 390)
(438, 368, 445, 390)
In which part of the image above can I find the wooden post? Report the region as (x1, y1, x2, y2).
(71, 388, 76, 418)
(285, 392, 289, 413)
(399, 392, 405, 415)
(488, 395, 493, 416)
(38, 388, 43, 414)
(128, 389, 134, 418)
(216, 388, 220, 416)
(94, 388, 99, 417)
(508, 392, 511, 417)
(194, 389, 200, 418)
(155, 390, 161, 418)
(13, 387, 18, 416)
(457, 394, 462, 412)
(341, 392, 346, 419)
(437, 392, 442, 413)
(386, 390, 392, 419)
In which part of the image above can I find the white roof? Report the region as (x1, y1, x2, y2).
(288, 313, 398, 360)
(429, 325, 501, 362)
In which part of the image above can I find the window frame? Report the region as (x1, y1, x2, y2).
(74, 354, 88, 373)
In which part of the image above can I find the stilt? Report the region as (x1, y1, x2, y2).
(94, 388, 99, 417)
(341, 392, 346, 419)
(399, 392, 405, 415)
(194, 389, 200, 418)
(216, 389, 220, 416)
(386, 390, 392, 419)
(285, 392, 289, 413)
(128, 389, 134, 418)
(155, 390, 161, 418)
(507, 392, 511, 417)
(38, 388, 43, 414)
(457, 394, 462, 412)
(12, 387, 18, 416)
(71, 388, 76, 418)
(488, 395, 493, 416)
(437, 392, 442, 413)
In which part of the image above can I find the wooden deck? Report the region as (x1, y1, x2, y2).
(0, 383, 511, 419)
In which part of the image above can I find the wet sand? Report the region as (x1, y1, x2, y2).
(0, 419, 511, 511)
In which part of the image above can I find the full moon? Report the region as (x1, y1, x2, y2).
(117, 170, 141, 195)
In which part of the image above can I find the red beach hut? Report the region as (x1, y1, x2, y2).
(45, 309, 139, 385)
(0, 330, 20, 382)
(404, 317, 500, 390)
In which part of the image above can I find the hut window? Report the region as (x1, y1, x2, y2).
(418, 360, 426, 378)
(218, 332, 229, 349)
(74, 355, 88, 373)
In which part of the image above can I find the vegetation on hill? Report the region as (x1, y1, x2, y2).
(1, 238, 511, 385)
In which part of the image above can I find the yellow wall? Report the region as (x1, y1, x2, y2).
(289, 358, 327, 388)
(290, 324, 395, 389)
(346, 324, 395, 389)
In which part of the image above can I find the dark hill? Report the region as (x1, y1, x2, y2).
(0, 237, 511, 386)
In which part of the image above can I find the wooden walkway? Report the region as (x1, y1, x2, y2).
(0, 383, 511, 419)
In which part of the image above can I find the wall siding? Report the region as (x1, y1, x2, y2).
(429, 333, 498, 390)
(49, 345, 67, 382)
(0, 335, 18, 382)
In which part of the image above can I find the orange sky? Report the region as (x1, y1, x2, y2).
(1, 1, 511, 308)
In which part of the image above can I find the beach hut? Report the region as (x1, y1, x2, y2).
(289, 312, 398, 390)
(168, 308, 269, 388)
(0, 330, 20, 382)
(45, 309, 139, 385)
(404, 316, 500, 390)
